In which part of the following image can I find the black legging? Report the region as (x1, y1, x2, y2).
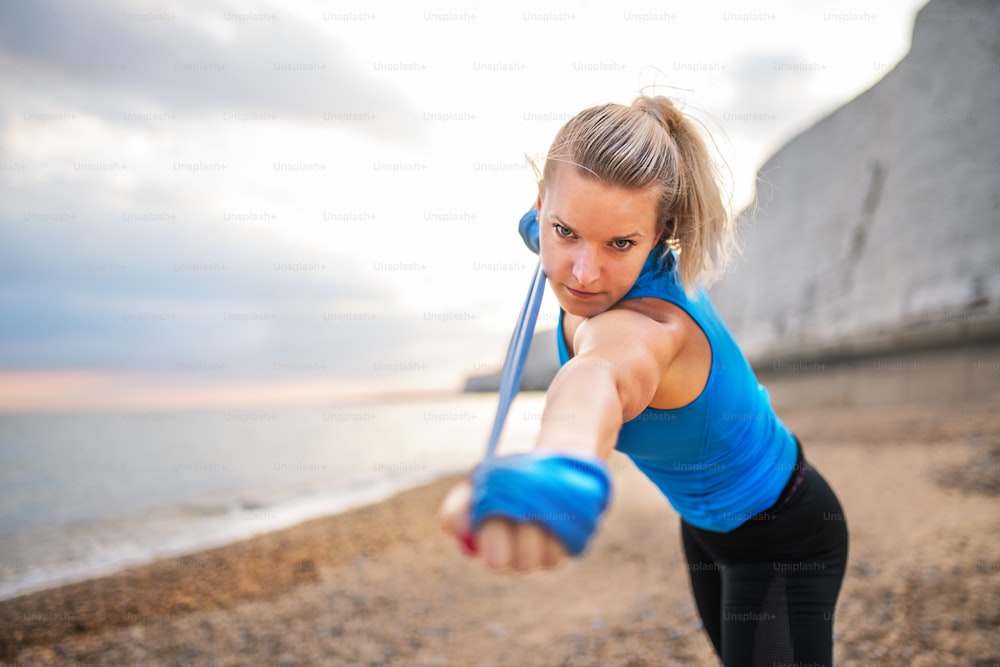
(681, 443, 849, 666)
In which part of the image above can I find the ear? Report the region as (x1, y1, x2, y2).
(534, 183, 544, 212)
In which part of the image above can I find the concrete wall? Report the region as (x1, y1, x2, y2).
(759, 341, 1000, 411)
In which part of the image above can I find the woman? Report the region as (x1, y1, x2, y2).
(440, 95, 849, 666)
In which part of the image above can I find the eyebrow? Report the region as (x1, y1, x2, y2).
(550, 214, 646, 240)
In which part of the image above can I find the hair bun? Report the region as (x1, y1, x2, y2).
(633, 95, 685, 135)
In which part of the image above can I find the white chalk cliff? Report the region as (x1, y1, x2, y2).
(710, 0, 1000, 363)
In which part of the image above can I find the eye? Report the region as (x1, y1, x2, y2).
(552, 223, 573, 238)
(612, 239, 636, 251)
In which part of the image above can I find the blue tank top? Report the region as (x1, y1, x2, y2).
(520, 208, 798, 533)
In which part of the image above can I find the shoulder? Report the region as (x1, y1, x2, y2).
(615, 296, 692, 326)
(561, 299, 706, 418)
(563, 298, 688, 365)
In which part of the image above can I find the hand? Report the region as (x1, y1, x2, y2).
(439, 480, 568, 572)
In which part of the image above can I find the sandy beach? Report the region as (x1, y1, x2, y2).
(2, 389, 998, 666)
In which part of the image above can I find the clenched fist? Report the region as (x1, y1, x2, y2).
(439, 480, 568, 572)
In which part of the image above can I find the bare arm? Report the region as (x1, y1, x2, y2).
(440, 306, 684, 571)
(536, 307, 683, 460)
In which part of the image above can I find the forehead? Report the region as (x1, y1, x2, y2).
(542, 165, 660, 236)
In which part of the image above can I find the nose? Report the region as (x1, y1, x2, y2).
(571, 245, 601, 287)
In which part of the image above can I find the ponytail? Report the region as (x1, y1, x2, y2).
(539, 95, 735, 294)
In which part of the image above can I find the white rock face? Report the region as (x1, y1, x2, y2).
(710, 0, 1000, 363)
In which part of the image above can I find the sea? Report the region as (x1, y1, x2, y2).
(0, 392, 547, 601)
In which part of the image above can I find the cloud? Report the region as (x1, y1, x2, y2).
(0, 0, 931, 409)
(0, 0, 471, 390)
(0, 0, 424, 146)
(0, 177, 402, 376)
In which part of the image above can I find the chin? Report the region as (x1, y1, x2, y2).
(558, 298, 612, 319)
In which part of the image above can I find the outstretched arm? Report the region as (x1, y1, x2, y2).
(441, 305, 682, 572)
(536, 306, 681, 460)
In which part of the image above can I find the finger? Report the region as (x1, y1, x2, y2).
(458, 530, 478, 556)
(543, 532, 568, 568)
(479, 517, 514, 570)
(513, 522, 548, 571)
(438, 481, 473, 538)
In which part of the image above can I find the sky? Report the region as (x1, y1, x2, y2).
(0, 0, 931, 412)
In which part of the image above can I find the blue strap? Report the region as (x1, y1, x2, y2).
(518, 208, 541, 254)
(470, 451, 613, 556)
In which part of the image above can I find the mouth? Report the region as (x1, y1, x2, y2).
(565, 285, 601, 299)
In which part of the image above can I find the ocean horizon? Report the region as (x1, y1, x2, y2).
(0, 391, 547, 601)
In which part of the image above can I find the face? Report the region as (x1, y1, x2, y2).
(537, 165, 662, 318)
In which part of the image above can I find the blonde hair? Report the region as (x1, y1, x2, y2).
(536, 95, 734, 293)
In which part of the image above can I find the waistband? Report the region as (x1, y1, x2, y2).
(771, 437, 809, 513)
